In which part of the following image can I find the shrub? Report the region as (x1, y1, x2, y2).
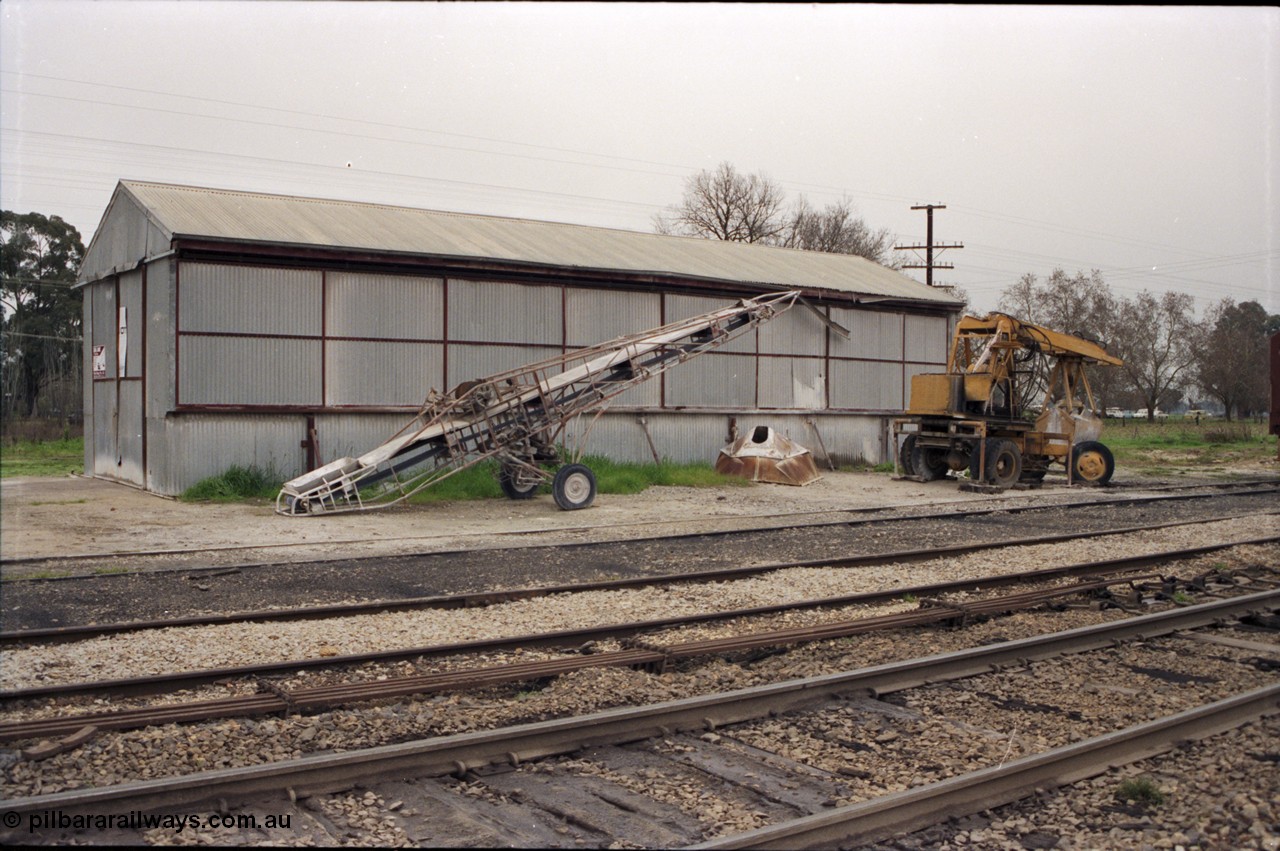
(1115, 777, 1166, 808)
(180, 465, 281, 501)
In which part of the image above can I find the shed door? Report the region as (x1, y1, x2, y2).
(89, 271, 145, 486)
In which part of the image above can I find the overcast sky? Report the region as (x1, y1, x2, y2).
(2, 2, 1276, 315)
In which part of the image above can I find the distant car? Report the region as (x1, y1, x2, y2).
(1185, 409, 1213, 419)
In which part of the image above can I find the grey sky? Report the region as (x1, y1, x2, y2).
(2, 2, 1276, 315)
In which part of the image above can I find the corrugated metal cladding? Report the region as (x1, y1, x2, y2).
(831, 307, 904, 360)
(180, 337, 321, 405)
(327, 341, 443, 407)
(904, 314, 949, 363)
(578, 412, 888, 468)
(327, 272, 443, 340)
(180, 263, 321, 335)
(758, 358, 826, 410)
(91, 181, 965, 309)
(830, 360, 905, 411)
(449, 279, 562, 346)
(151, 415, 302, 496)
(77, 180, 966, 496)
(77, 190, 170, 283)
(564, 287, 660, 348)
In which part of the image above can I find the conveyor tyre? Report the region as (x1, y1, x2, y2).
(970, 438, 1022, 489)
(499, 464, 540, 500)
(552, 463, 597, 510)
(1071, 440, 1115, 485)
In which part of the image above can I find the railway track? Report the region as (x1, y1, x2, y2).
(3, 589, 1277, 847)
(2, 485, 1277, 846)
(3, 482, 1277, 636)
(2, 528, 1276, 709)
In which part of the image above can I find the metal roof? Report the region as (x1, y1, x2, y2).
(83, 180, 962, 306)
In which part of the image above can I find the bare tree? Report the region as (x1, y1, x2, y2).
(997, 269, 1120, 411)
(653, 162, 788, 244)
(998, 269, 1114, 339)
(1110, 290, 1197, 421)
(1193, 298, 1271, 420)
(778, 196, 901, 266)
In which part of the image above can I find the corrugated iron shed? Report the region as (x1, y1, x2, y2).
(79, 181, 961, 307)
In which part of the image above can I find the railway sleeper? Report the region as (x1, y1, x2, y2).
(0, 575, 1183, 747)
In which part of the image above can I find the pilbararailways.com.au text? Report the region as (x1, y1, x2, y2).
(4, 809, 292, 834)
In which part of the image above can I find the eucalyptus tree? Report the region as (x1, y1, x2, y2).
(1, 211, 85, 419)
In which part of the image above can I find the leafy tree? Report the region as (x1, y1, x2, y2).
(654, 162, 901, 265)
(1193, 299, 1270, 420)
(1109, 290, 1197, 421)
(1, 211, 85, 418)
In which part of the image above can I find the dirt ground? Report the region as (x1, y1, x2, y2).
(0, 471, 1056, 568)
(2, 454, 1275, 573)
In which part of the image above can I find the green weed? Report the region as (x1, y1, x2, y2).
(405, 456, 746, 504)
(180, 465, 282, 502)
(1115, 777, 1166, 809)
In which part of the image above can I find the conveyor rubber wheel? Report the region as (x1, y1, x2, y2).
(499, 464, 541, 499)
(552, 463, 597, 510)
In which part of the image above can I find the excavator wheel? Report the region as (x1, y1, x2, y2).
(1071, 441, 1115, 485)
(898, 436, 918, 477)
(910, 442, 950, 481)
(553, 463, 597, 510)
(970, 438, 1022, 489)
(499, 464, 541, 500)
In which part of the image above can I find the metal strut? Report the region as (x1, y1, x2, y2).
(276, 290, 800, 515)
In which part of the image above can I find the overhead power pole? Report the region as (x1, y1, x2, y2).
(895, 204, 963, 287)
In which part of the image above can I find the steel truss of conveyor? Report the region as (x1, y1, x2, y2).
(276, 290, 799, 515)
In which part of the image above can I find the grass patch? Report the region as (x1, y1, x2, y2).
(406, 455, 747, 504)
(0, 437, 84, 478)
(180, 465, 282, 502)
(1115, 777, 1166, 809)
(1102, 419, 1272, 472)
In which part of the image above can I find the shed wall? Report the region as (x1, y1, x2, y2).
(89, 258, 954, 495)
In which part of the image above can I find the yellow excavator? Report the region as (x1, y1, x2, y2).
(894, 313, 1123, 490)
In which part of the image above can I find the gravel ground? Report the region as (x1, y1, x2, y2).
(3, 517, 1275, 692)
(2, 470, 1278, 848)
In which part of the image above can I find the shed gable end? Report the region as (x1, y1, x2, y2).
(78, 188, 172, 284)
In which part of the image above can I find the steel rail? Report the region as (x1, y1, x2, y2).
(0, 569, 1267, 743)
(3, 534, 1274, 705)
(3, 478, 1274, 575)
(692, 683, 1280, 850)
(2, 589, 1275, 822)
(0, 578, 1139, 742)
(4, 509, 1275, 645)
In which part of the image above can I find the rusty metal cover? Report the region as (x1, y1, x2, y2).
(715, 426, 822, 486)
